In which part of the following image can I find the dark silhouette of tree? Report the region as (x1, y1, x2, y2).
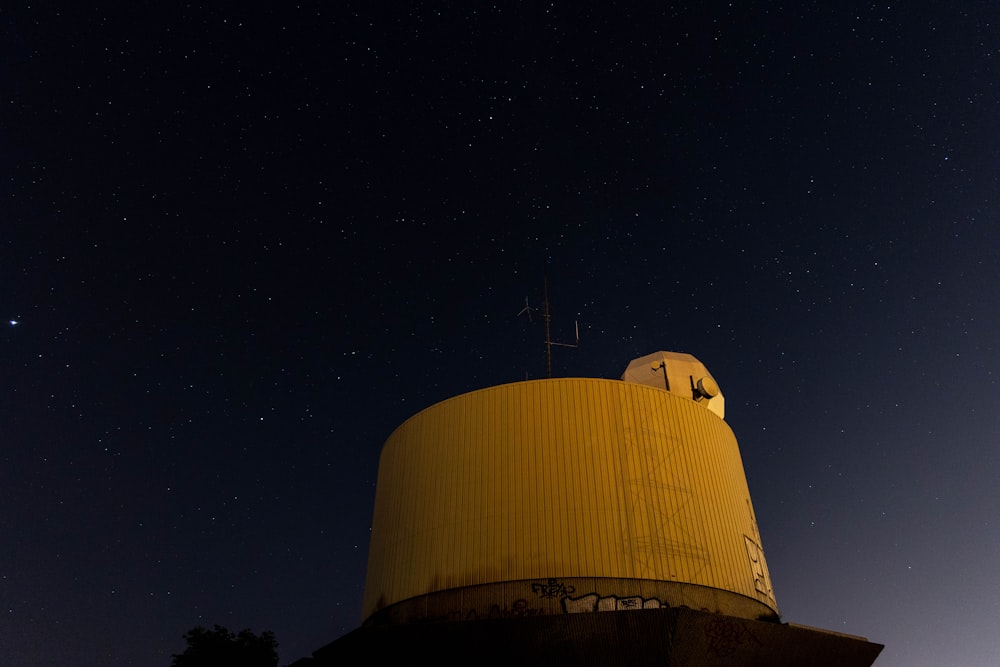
(171, 624, 278, 667)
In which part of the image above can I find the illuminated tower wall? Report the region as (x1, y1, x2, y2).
(362, 351, 778, 625)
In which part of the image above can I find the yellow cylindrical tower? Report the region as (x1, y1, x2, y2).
(362, 352, 776, 626)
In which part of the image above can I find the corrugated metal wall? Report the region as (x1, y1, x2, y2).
(362, 378, 776, 621)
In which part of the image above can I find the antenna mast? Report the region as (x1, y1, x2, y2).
(518, 270, 580, 378)
(540, 272, 579, 378)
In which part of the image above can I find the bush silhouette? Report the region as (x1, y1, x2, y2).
(171, 624, 278, 667)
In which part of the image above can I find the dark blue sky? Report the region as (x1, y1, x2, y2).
(3, 3, 999, 665)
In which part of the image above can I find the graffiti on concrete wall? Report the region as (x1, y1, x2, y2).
(422, 578, 672, 624)
(529, 578, 668, 614)
(561, 592, 668, 614)
(420, 599, 545, 622)
(704, 616, 763, 657)
(530, 578, 576, 599)
(463, 598, 544, 621)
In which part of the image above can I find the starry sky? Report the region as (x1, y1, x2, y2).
(3, 3, 1000, 666)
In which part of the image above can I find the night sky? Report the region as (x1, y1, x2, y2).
(4, 3, 1000, 666)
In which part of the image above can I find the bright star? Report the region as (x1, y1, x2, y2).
(9, 320, 18, 326)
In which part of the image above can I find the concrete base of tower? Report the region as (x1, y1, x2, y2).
(365, 578, 778, 627)
(295, 606, 883, 666)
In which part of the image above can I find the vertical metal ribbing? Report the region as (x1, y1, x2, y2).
(362, 378, 775, 622)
